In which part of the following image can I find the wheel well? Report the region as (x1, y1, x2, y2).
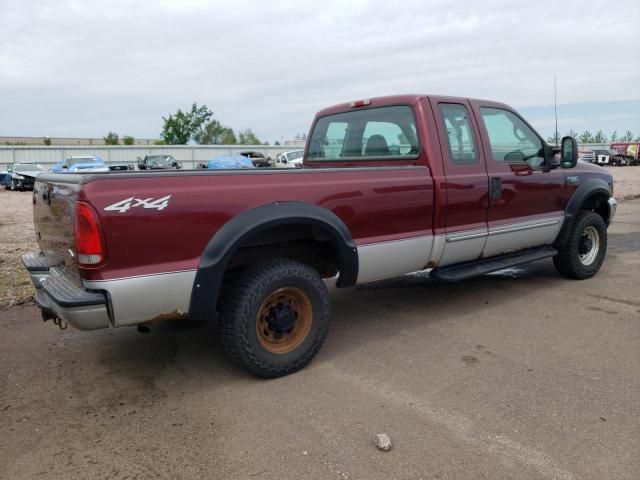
(225, 224, 340, 279)
(580, 192, 610, 223)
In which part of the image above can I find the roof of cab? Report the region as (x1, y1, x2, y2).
(314, 94, 511, 118)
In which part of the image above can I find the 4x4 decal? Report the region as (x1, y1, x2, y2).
(104, 195, 171, 213)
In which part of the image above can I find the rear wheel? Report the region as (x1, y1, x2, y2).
(553, 210, 607, 279)
(10, 179, 17, 191)
(219, 258, 330, 378)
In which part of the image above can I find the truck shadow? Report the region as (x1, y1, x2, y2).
(89, 259, 563, 385)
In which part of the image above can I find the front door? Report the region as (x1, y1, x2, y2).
(470, 101, 566, 257)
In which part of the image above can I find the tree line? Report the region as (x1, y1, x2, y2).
(158, 103, 264, 145)
(547, 130, 638, 145)
(94, 102, 267, 146)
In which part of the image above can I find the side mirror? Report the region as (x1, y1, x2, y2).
(561, 136, 578, 168)
(62, 165, 68, 169)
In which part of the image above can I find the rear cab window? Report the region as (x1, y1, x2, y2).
(307, 106, 420, 161)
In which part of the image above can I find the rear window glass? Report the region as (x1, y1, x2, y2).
(307, 106, 419, 160)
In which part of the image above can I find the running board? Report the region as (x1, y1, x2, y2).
(431, 246, 557, 283)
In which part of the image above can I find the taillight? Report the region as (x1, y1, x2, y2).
(75, 201, 106, 268)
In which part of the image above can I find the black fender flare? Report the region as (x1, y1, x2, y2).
(188, 201, 359, 321)
(554, 178, 612, 247)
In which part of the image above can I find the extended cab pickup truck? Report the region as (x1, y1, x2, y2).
(23, 95, 617, 378)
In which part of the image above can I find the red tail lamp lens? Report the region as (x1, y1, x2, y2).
(75, 201, 106, 267)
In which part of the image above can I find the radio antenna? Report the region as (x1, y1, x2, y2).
(554, 75, 559, 144)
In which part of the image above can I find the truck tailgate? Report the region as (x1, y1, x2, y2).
(32, 174, 83, 286)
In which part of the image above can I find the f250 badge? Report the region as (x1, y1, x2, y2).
(104, 195, 171, 213)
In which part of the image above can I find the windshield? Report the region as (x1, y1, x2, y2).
(67, 157, 101, 166)
(287, 150, 304, 160)
(14, 163, 45, 172)
(147, 156, 171, 166)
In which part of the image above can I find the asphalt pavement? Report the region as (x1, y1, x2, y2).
(1, 201, 639, 480)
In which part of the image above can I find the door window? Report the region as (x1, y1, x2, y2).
(480, 108, 544, 167)
(438, 103, 478, 165)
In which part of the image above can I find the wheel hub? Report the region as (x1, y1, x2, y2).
(578, 225, 600, 266)
(265, 303, 296, 334)
(256, 287, 313, 355)
(579, 236, 593, 255)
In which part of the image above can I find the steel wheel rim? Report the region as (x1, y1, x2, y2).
(256, 287, 312, 354)
(578, 226, 600, 266)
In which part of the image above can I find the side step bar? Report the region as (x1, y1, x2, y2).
(431, 246, 558, 283)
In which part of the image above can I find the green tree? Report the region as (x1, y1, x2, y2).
(122, 135, 135, 145)
(593, 130, 607, 144)
(566, 129, 578, 139)
(161, 103, 213, 144)
(153, 139, 167, 145)
(43, 137, 51, 146)
(578, 130, 594, 143)
(104, 132, 119, 145)
(621, 130, 634, 142)
(610, 131, 618, 143)
(274, 140, 281, 146)
(237, 128, 262, 145)
(195, 119, 237, 145)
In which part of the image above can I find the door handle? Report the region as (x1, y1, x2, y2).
(490, 177, 502, 200)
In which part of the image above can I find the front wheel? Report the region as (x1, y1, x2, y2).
(553, 210, 607, 279)
(219, 258, 330, 378)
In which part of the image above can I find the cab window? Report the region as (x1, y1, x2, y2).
(480, 108, 544, 167)
(438, 103, 478, 165)
(307, 106, 419, 160)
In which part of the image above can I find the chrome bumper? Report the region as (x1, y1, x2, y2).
(608, 197, 617, 225)
(22, 253, 111, 330)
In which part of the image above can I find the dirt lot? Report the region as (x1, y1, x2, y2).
(0, 172, 639, 479)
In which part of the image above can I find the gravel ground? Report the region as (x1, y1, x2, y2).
(0, 190, 37, 308)
(0, 165, 639, 308)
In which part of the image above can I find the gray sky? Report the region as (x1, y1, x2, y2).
(1, 0, 639, 142)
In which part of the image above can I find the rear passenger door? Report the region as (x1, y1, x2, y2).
(429, 98, 489, 266)
(469, 101, 566, 257)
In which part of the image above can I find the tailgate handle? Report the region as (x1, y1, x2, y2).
(42, 184, 52, 205)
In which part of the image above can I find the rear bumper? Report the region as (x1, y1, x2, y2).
(22, 253, 111, 330)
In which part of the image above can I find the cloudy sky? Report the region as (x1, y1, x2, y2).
(1, 0, 639, 142)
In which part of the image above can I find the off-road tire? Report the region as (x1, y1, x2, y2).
(219, 258, 330, 378)
(553, 210, 607, 279)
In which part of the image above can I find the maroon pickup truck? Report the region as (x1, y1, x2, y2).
(23, 95, 617, 378)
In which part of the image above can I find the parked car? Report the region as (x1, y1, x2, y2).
(51, 156, 134, 173)
(23, 94, 616, 379)
(0, 166, 10, 188)
(610, 142, 640, 166)
(196, 155, 256, 169)
(594, 149, 624, 166)
(240, 151, 271, 168)
(275, 149, 304, 168)
(137, 155, 182, 170)
(5, 163, 46, 190)
(578, 149, 596, 163)
(51, 156, 110, 173)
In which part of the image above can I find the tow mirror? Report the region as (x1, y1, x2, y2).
(561, 136, 578, 168)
